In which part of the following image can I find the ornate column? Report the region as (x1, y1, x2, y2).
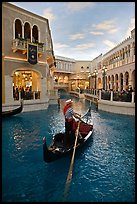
(131, 92, 135, 103)
(110, 91, 113, 101)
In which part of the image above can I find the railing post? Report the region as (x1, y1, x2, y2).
(34, 91, 35, 100)
(110, 91, 113, 101)
(131, 92, 135, 103)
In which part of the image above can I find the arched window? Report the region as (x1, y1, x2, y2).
(24, 22, 31, 41)
(32, 25, 38, 43)
(15, 19, 22, 39)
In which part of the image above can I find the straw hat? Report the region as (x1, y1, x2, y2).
(65, 99, 73, 106)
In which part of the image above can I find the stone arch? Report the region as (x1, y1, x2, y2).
(11, 67, 43, 78)
(11, 68, 43, 96)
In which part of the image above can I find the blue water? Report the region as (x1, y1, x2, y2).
(2, 96, 135, 202)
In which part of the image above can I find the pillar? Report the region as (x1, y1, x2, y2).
(123, 76, 126, 91)
(41, 77, 48, 100)
(110, 91, 113, 101)
(31, 27, 32, 42)
(131, 92, 135, 103)
(22, 24, 24, 38)
(5, 76, 14, 104)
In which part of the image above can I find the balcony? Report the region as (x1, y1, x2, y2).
(12, 38, 45, 56)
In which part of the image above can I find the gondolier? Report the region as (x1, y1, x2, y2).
(63, 99, 81, 149)
(43, 106, 93, 163)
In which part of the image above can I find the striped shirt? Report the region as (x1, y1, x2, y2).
(65, 107, 74, 120)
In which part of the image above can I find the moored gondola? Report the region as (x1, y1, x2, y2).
(43, 107, 93, 163)
(2, 100, 23, 117)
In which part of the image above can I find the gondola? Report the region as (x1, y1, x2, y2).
(43, 107, 93, 163)
(2, 100, 23, 117)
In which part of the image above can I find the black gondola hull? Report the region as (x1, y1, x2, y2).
(2, 100, 23, 117)
(43, 123, 93, 163)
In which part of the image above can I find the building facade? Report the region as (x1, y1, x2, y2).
(53, 58, 91, 93)
(92, 29, 135, 92)
(53, 29, 135, 94)
(2, 2, 135, 113)
(53, 55, 75, 93)
(2, 2, 56, 109)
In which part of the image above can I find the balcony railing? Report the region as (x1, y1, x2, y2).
(12, 38, 45, 55)
(84, 89, 135, 103)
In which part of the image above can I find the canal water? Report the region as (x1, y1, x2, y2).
(2, 96, 135, 202)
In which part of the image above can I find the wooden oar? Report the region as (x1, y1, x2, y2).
(63, 120, 81, 201)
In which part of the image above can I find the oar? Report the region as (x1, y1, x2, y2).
(63, 119, 81, 201)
